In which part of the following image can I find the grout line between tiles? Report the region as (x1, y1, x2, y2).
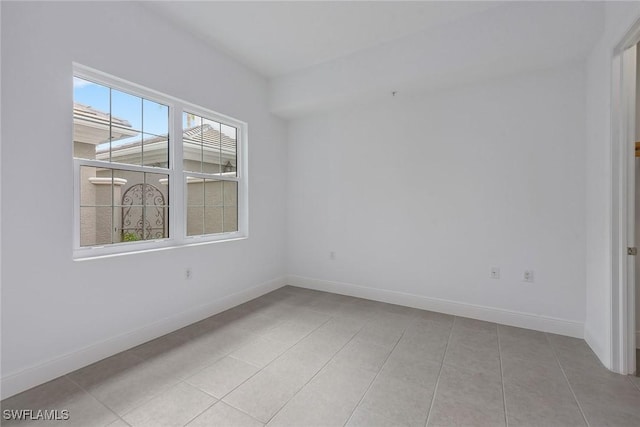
(64, 373, 132, 427)
(67, 308, 300, 424)
(207, 399, 264, 426)
(223, 330, 298, 370)
(496, 325, 508, 427)
(227, 352, 271, 369)
(16, 291, 611, 427)
(423, 316, 455, 427)
(213, 315, 336, 422)
(544, 333, 590, 427)
(265, 317, 369, 425)
(124, 323, 265, 398)
(163, 314, 291, 390)
(181, 395, 219, 427)
(124, 307, 335, 425)
(626, 375, 640, 393)
(628, 349, 640, 392)
(342, 321, 409, 427)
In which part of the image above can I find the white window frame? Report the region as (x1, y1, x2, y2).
(72, 64, 248, 260)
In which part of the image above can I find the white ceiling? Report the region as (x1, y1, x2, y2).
(143, 1, 606, 118)
(144, 1, 500, 78)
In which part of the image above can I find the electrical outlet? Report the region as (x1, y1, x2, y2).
(185, 267, 192, 280)
(523, 270, 534, 282)
(490, 267, 500, 279)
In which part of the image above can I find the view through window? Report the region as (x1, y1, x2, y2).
(73, 69, 244, 257)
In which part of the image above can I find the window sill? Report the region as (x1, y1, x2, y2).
(73, 233, 247, 261)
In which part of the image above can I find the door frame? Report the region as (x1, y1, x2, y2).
(612, 19, 640, 375)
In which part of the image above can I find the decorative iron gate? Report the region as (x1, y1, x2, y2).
(121, 184, 165, 241)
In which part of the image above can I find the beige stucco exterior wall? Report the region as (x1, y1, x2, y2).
(76, 141, 237, 244)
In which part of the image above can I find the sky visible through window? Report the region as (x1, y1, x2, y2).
(73, 77, 237, 152)
(74, 77, 168, 151)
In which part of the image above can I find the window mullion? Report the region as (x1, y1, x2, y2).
(73, 158, 81, 252)
(77, 159, 165, 174)
(180, 171, 239, 181)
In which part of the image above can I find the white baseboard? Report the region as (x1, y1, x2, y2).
(1, 276, 286, 400)
(583, 325, 611, 369)
(287, 275, 584, 339)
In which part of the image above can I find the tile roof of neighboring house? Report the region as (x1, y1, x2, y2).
(96, 123, 237, 156)
(74, 103, 131, 128)
(73, 103, 138, 145)
(74, 102, 237, 166)
(182, 123, 237, 154)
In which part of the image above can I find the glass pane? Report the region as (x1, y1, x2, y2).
(221, 124, 237, 176)
(145, 205, 168, 240)
(223, 206, 238, 232)
(114, 170, 144, 206)
(111, 89, 142, 132)
(110, 134, 142, 166)
(113, 207, 123, 244)
(223, 181, 238, 206)
(142, 133, 168, 168)
(143, 99, 168, 137)
(110, 125, 140, 152)
(145, 173, 169, 207)
(183, 111, 200, 130)
(120, 206, 143, 242)
(73, 78, 110, 158)
(96, 168, 114, 206)
(80, 166, 112, 206)
(183, 113, 202, 172)
(142, 173, 169, 241)
(202, 118, 221, 174)
(205, 206, 223, 234)
(95, 143, 110, 162)
(74, 141, 97, 160)
(80, 207, 112, 246)
(204, 179, 223, 206)
(186, 177, 204, 206)
(74, 77, 110, 112)
(183, 148, 202, 172)
(187, 206, 204, 236)
(223, 181, 238, 232)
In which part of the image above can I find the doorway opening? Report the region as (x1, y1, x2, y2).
(612, 20, 640, 376)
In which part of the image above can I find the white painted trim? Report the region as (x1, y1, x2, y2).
(287, 275, 584, 338)
(0, 276, 286, 400)
(637, 331, 640, 349)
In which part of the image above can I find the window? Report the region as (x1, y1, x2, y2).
(183, 112, 238, 236)
(73, 65, 246, 258)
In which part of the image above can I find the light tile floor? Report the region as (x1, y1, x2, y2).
(3, 286, 640, 426)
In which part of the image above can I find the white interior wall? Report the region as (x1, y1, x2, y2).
(585, 2, 640, 369)
(0, 2, 287, 398)
(287, 62, 587, 335)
